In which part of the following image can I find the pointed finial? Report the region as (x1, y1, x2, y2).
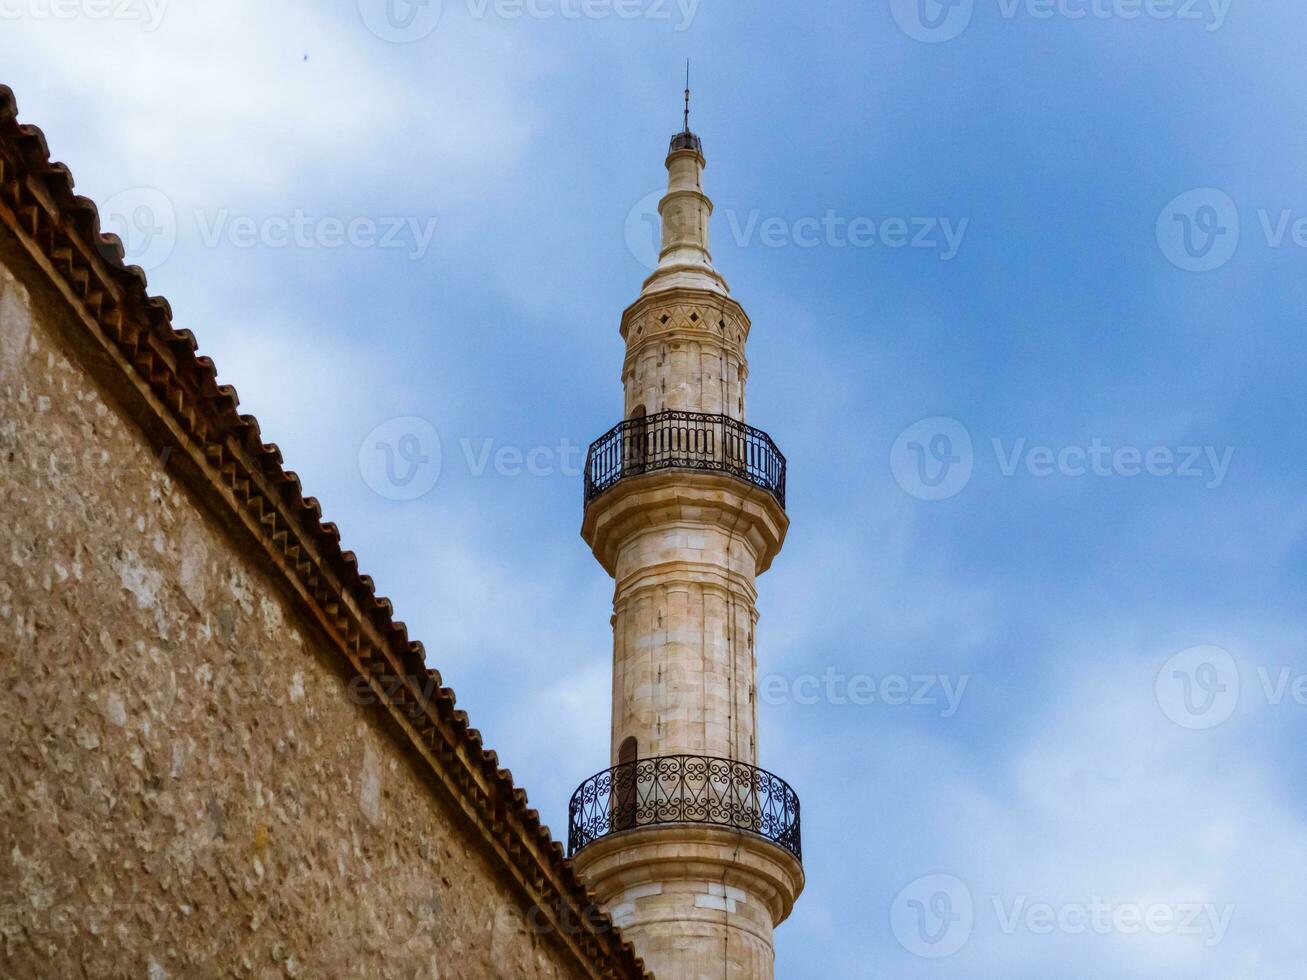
(668, 62, 703, 157)
(683, 60, 691, 133)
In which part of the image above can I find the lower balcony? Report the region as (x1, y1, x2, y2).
(583, 410, 786, 508)
(567, 754, 802, 862)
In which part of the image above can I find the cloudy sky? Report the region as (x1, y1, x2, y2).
(5, 0, 1307, 975)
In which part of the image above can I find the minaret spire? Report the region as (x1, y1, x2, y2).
(642, 72, 727, 298)
(683, 59, 691, 133)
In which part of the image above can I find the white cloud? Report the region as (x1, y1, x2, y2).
(909, 650, 1307, 977)
(0, 0, 537, 204)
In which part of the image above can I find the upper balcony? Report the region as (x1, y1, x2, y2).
(568, 754, 802, 863)
(583, 410, 786, 510)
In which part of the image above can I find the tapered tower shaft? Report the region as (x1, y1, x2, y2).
(569, 120, 802, 980)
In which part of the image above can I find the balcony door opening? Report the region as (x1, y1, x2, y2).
(614, 736, 638, 830)
(624, 405, 648, 476)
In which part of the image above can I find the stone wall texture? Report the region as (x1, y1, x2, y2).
(0, 245, 593, 979)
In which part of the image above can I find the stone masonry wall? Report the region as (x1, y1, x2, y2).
(0, 248, 590, 980)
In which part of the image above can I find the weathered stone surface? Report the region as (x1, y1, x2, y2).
(572, 826, 804, 980)
(0, 253, 589, 978)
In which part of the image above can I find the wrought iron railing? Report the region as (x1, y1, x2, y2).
(583, 410, 786, 508)
(567, 755, 802, 862)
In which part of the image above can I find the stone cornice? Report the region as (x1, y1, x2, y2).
(582, 469, 790, 578)
(0, 84, 647, 980)
(571, 824, 805, 928)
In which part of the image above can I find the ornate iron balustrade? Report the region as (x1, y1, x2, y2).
(567, 755, 802, 862)
(583, 410, 786, 508)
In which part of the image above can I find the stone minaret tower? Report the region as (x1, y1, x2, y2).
(567, 105, 804, 979)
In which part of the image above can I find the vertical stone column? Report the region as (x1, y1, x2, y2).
(608, 524, 761, 766)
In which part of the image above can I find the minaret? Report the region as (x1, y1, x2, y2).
(567, 90, 803, 979)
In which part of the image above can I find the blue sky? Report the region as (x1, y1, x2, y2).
(5, 0, 1307, 975)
